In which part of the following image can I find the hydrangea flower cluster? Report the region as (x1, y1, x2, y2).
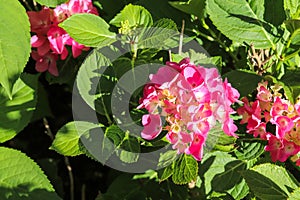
(27, 0, 98, 76)
(237, 82, 300, 165)
(138, 58, 240, 161)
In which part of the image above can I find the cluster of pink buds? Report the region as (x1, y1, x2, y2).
(237, 82, 300, 165)
(138, 58, 240, 161)
(27, 0, 98, 76)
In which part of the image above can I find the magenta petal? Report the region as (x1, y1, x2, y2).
(187, 133, 205, 161)
(35, 58, 48, 72)
(150, 66, 178, 86)
(37, 40, 50, 56)
(141, 114, 162, 140)
(72, 45, 82, 58)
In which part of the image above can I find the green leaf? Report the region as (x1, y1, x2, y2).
(157, 150, 178, 168)
(76, 49, 112, 110)
(158, 164, 174, 182)
(118, 134, 140, 163)
(241, 169, 289, 199)
(248, 0, 265, 20)
(252, 163, 299, 194)
(289, 187, 300, 200)
(138, 18, 178, 49)
(0, 0, 31, 98)
(169, 0, 206, 19)
(222, 70, 263, 97)
(227, 179, 249, 200)
(0, 147, 61, 199)
(109, 4, 153, 28)
(212, 160, 247, 192)
(264, 0, 285, 26)
(199, 151, 246, 195)
(34, 0, 67, 7)
(242, 163, 299, 199)
(51, 121, 100, 156)
(60, 13, 116, 47)
(0, 74, 38, 143)
(284, 0, 300, 18)
(172, 154, 198, 185)
(234, 141, 265, 160)
(206, 0, 279, 48)
(104, 125, 140, 164)
(281, 69, 300, 100)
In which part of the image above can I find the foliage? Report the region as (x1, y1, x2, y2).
(1, 0, 300, 199)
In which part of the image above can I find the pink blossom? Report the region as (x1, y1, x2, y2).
(270, 97, 289, 117)
(271, 116, 294, 138)
(31, 34, 50, 56)
(28, 0, 99, 75)
(186, 133, 205, 160)
(139, 58, 240, 160)
(47, 26, 70, 60)
(265, 134, 300, 162)
(27, 8, 52, 34)
(31, 51, 58, 76)
(141, 114, 162, 140)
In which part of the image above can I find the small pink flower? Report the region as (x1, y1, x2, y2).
(265, 134, 300, 162)
(141, 114, 162, 140)
(271, 116, 294, 138)
(31, 34, 50, 56)
(270, 97, 289, 117)
(31, 51, 59, 76)
(186, 133, 205, 161)
(47, 26, 70, 60)
(257, 82, 272, 102)
(27, 7, 52, 34)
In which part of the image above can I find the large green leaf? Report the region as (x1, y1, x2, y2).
(199, 151, 249, 197)
(138, 18, 178, 49)
(76, 49, 113, 110)
(252, 163, 299, 194)
(206, 0, 279, 48)
(0, 74, 38, 143)
(222, 70, 263, 97)
(172, 154, 198, 185)
(0, 147, 61, 199)
(242, 163, 299, 199)
(50, 121, 100, 156)
(0, 0, 31, 98)
(212, 160, 247, 192)
(169, 0, 206, 19)
(242, 170, 288, 199)
(109, 4, 153, 28)
(60, 13, 116, 47)
(34, 0, 67, 7)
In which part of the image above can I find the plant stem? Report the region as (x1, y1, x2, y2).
(179, 20, 185, 55)
(22, 0, 33, 11)
(43, 118, 75, 200)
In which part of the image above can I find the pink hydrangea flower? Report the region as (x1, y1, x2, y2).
(138, 58, 240, 161)
(238, 81, 300, 165)
(27, 0, 99, 75)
